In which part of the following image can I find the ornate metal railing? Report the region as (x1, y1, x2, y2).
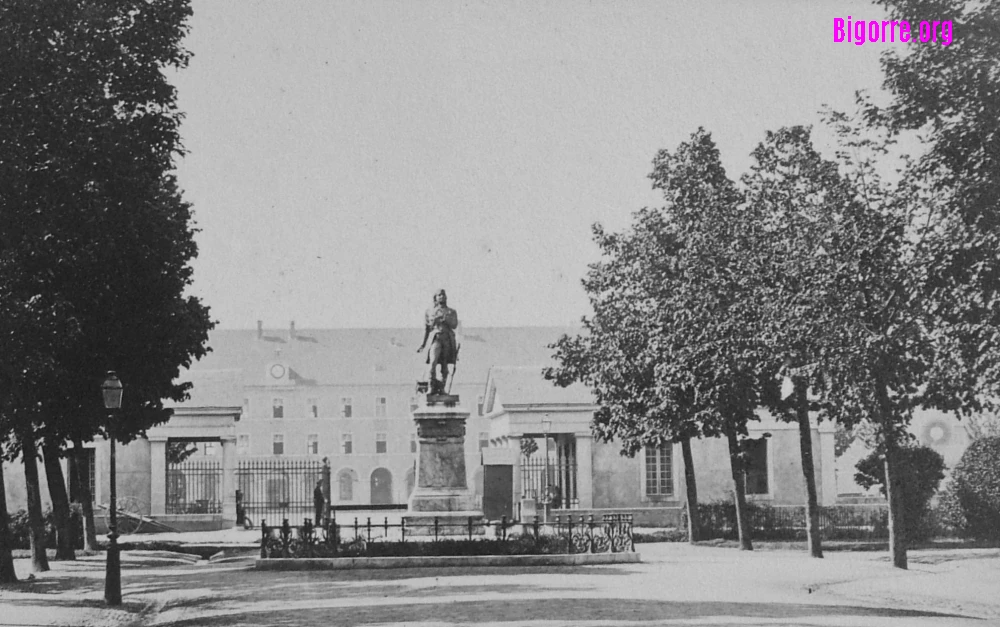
(259, 513, 634, 558)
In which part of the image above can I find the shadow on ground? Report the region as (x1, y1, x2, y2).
(156, 598, 969, 627)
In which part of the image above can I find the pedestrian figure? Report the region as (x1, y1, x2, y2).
(314, 480, 325, 525)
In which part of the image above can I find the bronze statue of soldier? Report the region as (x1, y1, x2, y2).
(417, 289, 459, 395)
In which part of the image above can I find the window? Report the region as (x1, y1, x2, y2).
(479, 432, 489, 451)
(742, 438, 769, 495)
(477, 395, 484, 416)
(644, 445, 672, 497)
(203, 441, 218, 456)
(243, 398, 250, 417)
(409, 396, 419, 412)
(338, 470, 354, 501)
(237, 435, 250, 455)
(341, 397, 352, 418)
(410, 433, 417, 454)
(375, 396, 387, 417)
(272, 434, 284, 456)
(376, 433, 387, 454)
(342, 433, 352, 455)
(272, 398, 284, 419)
(307, 434, 319, 455)
(307, 398, 318, 418)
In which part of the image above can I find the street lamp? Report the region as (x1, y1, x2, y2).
(101, 371, 123, 606)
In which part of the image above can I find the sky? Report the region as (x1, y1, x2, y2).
(171, 0, 894, 331)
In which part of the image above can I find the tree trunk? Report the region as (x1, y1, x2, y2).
(794, 378, 823, 558)
(726, 430, 753, 551)
(21, 436, 50, 572)
(874, 378, 907, 569)
(681, 437, 701, 543)
(72, 438, 99, 551)
(0, 462, 18, 583)
(42, 442, 75, 560)
(883, 433, 908, 569)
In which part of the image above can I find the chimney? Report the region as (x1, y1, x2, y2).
(289, 320, 296, 340)
(257, 320, 263, 340)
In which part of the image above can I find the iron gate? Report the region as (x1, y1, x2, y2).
(237, 459, 327, 524)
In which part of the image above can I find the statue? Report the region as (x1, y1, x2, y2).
(417, 289, 459, 395)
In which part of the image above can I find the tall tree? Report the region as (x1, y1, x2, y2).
(855, 0, 1000, 567)
(0, 0, 213, 558)
(550, 129, 765, 549)
(742, 126, 870, 559)
(546, 211, 704, 543)
(648, 129, 765, 551)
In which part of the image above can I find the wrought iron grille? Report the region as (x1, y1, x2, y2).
(258, 513, 635, 558)
(237, 459, 325, 523)
(520, 456, 578, 509)
(166, 460, 223, 514)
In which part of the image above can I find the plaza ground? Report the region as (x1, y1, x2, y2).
(0, 541, 998, 627)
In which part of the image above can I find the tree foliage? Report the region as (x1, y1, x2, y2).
(0, 0, 212, 447)
(939, 436, 1000, 540)
(855, 444, 946, 544)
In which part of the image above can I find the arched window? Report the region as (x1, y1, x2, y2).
(370, 468, 393, 505)
(338, 469, 355, 501)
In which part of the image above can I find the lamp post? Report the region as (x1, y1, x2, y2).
(542, 417, 551, 523)
(101, 371, 123, 606)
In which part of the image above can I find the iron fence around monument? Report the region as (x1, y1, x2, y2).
(258, 513, 635, 558)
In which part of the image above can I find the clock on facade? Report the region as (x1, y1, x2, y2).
(270, 364, 286, 379)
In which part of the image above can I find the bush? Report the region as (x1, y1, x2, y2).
(336, 534, 575, 558)
(633, 528, 688, 543)
(7, 507, 84, 550)
(854, 444, 946, 544)
(939, 436, 1000, 540)
(693, 500, 889, 542)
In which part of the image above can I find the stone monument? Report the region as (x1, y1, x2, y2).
(405, 290, 484, 534)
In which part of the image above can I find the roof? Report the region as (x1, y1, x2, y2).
(171, 368, 245, 407)
(182, 326, 576, 387)
(487, 365, 594, 407)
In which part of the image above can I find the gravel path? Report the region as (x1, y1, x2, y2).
(0, 543, 996, 626)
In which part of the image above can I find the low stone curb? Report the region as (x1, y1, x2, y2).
(254, 551, 640, 570)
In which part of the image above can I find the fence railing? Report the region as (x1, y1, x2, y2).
(259, 513, 634, 558)
(237, 459, 326, 523)
(166, 460, 222, 514)
(521, 457, 578, 509)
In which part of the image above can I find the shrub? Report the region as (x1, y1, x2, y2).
(939, 436, 1000, 540)
(854, 444, 946, 544)
(633, 528, 688, 543)
(7, 507, 85, 550)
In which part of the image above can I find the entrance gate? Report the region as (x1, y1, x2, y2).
(237, 459, 329, 524)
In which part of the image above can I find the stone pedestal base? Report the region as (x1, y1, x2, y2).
(404, 398, 482, 535)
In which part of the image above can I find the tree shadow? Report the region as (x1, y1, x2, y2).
(156, 598, 973, 627)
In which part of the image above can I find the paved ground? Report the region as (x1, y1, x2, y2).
(0, 543, 998, 627)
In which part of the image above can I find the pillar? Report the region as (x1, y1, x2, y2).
(508, 435, 522, 507)
(149, 439, 166, 516)
(221, 436, 237, 526)
(575, 433, 594, 509)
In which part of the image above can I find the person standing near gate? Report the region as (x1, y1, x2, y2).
(314, 480, 325, 525)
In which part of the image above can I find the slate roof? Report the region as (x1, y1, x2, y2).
(487, 365, 594, 407)
(181, 326, 576, 388)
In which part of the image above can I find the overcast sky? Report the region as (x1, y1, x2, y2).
(171, 0, 891, 331)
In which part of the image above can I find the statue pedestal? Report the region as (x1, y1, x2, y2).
(404, 398, 484, 536)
